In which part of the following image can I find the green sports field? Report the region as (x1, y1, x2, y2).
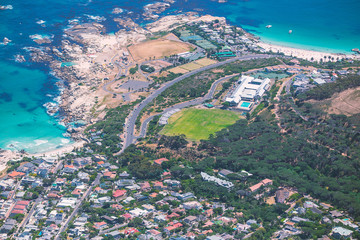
(161, 108, 241, 141)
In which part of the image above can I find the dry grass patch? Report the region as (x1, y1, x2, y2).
(180, 62, 203, 71)
(128, 34, 192, 62)
(194, 57, 217, 66)
(309, 86, 360, 116)
(168, 67, 189, 74)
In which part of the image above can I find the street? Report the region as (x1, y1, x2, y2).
(118, 54, 273, 154)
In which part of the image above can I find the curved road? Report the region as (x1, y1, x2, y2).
(119, 54, 274, 154)
(136, 73, 239, 140)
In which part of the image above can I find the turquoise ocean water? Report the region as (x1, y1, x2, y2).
(0, 0, 359, 153)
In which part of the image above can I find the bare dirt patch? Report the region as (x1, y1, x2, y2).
(309, 86, 360, 116)
(128, 34, 192, 62)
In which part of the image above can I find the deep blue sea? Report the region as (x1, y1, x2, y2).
(0, 0, 359, 153)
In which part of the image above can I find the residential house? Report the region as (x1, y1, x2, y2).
(183, 216, 198, 225)
(103, 171, 117, 180)
(134, 193, 148, 201)
(72, 188, 82, 198)
(63, 165, 76, 174)
(330, 210, 343, 218)
(17, 163, 36, 174)
(10, 209, 24, 217)
(218, 169, 234, 178)
(0, 179, 15, 191)
(142, 204, 156, 212)
(139, 181, 151, 191)
(54, 178, 66, 186)
(164, 222, 183, 235)
(0, 219, 17, 233)
(119, 172, 130, 179)
(96, 161, 105, 168)
(320, 202, 333, 210)
(153, 181, 165, 190)
(57, 197, 77, 208)
(113, 189, 127, 200)
(201, 172, 234, 189)
(78, 172, 90, 182)
(73, 157, 92, 168)
(36, 168, 48, 178)
(167, 212, 180, 220)
(93, 221, 108, 230)
(236, 223, 251, 233)
(164, 179, 181, 189)
(183, 201, 202, 210)
(47, 192, 61, 199)
(249, 179, 273, 192)
(107, 230, 122, 239)
(291, 216, 310, 223)
(116, 179, 135, 188)
(129, 208, 148, 217)
(103, 216, 117, 224)
(8, 171, 25, 179)
(331, 226, 353, 239)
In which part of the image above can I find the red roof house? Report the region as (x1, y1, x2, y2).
(113, 189, 127, 199)
(14, 205, 26, 210)
(16, 201, 30, 206)
(104, 171, 116, 179)
(72, 188, 82, 198)
(8, 171, 25, 179)
(93, 221, 107, 229)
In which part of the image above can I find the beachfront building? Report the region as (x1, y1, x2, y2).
(226, 76, 270, 109)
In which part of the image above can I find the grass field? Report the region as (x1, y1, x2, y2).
(161, 108, 241, 141)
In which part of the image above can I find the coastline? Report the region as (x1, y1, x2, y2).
(256, 41, 359, 62)
(0, 140, 86, 171)
(2, 11, 359, 163)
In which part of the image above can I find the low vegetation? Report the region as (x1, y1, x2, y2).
(298, 74, 360, 100)
(161, 108, 241, 141)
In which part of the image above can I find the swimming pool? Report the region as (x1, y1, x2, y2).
(61, 62, 76, 67)
(240, 102, 251, 108)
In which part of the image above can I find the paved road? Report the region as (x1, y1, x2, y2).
(284, 76, 309, 121)
(14, 197, 43, 236)
(119, 54, 273, 154)
(136, 74, 239, 140)
(13, 160, 64, 237)
(102, 53, 134, 96)
(138, 60, 160, 80)
(55, 174, 102, 240)
(98, 223, 127, 236)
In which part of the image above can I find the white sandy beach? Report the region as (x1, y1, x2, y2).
(257, 42, 359, 62)
(0, 140, 86, 171)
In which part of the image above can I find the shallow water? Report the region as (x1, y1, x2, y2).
(0, 0, 358, 153)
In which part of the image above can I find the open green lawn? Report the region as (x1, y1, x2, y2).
(161, 108, 241, 141)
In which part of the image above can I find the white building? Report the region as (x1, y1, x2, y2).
(226, 76, 270, 104)
(129, 208, 148, 217)
(57, 198, 77, 208)
(183, 201, 203, 210)
(201, 172, 234, 189)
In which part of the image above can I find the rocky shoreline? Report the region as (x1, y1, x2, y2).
(3, 10, 225, 160)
